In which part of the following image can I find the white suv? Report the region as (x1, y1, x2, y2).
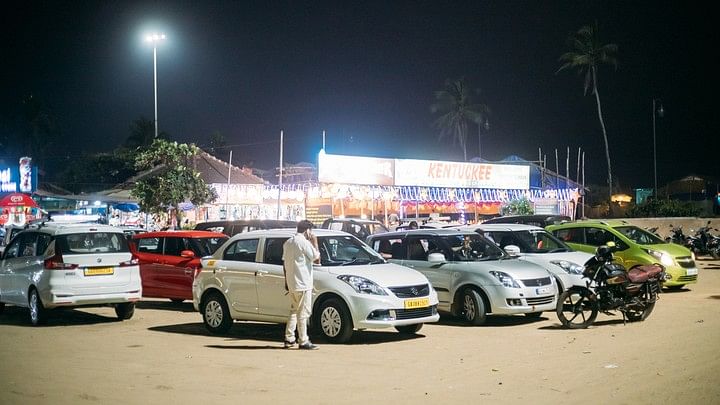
(0, 222, 142, 325)
(193, 229, 439, 343)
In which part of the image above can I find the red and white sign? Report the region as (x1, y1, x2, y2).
(318, 151, 395, 186)
(394, 159, 530, 189)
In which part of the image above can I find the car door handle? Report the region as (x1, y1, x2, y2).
(184, 269, 193, 275)
(256, 270, 269, 276)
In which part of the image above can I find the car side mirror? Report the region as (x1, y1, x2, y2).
(427, 252, 446, 263)
(180, 250, 196, 259)
(503, 245, 521, 256)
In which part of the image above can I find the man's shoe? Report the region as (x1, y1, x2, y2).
(283, 340, 296, 349)
(298, 342, 319, 350)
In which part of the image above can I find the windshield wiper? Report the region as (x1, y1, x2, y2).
(548, 248, 568, 253)
(339, 258, 371, 266)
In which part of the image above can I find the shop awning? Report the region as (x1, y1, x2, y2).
(0, 193, 39, 208)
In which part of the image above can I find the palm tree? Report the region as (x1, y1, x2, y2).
(558, 22, 618, 201)
(431, 78, 488, 161)
(125, 117, 168, 149)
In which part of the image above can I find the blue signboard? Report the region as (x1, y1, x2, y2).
(0, 157, 38, 193)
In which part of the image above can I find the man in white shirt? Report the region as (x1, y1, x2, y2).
(282, 220, 320, 350)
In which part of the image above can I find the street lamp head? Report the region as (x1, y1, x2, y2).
(657, 104, 664, 118)
(145, 33, 167, 44)
(483, 118, 490, 131)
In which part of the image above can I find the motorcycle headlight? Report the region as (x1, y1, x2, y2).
(489, 271, 521, 288)
(645, 249, 674, 267)
(549, 260, 584, 275)
(337, 275, 388, 295)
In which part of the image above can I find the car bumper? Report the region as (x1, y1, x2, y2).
(485, 285, 558, 314)
(663, 265, 698, 286)
(345, 293, 440, 330)
(40, 286, 142, 309)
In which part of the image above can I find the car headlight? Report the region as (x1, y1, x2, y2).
(549, 260, 584, 275)
(337, 275, 388, 295)
(489, 271, 521, 288)
(645, 249, 674, 267)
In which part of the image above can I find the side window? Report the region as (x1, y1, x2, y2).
(163, 237, 183, 256)
(36, 234, 52, 256)
(224, 239, 259, 262)
(407, 237, 430, 261)
(328, 221, 343, 231)
(263, 238, 287, 265)
(137, 237, 163, 253)
(554, 228, 585, 244)
(3, 235, 23, 259)
(20, 233, 40, 257)
(491, 232, 520, 249)
(586, 228, 614, 247)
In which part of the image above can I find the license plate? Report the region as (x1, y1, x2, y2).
(536, 287, 551, 295)
(85, 267, 114, 276)
(404, 297, 429, 309)
(686, 268, 698, 276)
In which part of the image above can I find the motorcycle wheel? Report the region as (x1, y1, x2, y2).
(626, 301, 656, 322)
(711, 249, 720, 260)
(556, 290, 598, 329)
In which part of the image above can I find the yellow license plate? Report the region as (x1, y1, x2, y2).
(404, 297, 429, 309)
(85, 267, 114, 276)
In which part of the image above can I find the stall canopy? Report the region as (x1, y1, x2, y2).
(0, 192, 39, 208)
(113, 203, 140, 212)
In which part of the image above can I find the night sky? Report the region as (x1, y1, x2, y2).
(1, 1, 715, 188)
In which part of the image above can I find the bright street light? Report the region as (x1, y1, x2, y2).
(145, 33, 166, 138)
(652, 98, 664, 198)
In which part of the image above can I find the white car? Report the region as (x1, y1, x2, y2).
(0, 222, 142, 325)
(459, 223, 591, 292)
(367, 229, 558, 324)
(193, 229, 439, 343)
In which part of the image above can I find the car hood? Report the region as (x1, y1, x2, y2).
(639, 243, 692, 257)
(519, 251, 593, 267)
(462, 258, 551, 278)
(322, 263, 430, 287)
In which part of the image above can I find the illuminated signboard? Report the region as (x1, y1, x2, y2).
(395, 159, 530, 189)
(0, 157, 37, 193)
(318, 151, 395, 186)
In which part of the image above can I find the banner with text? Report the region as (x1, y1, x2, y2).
(318, 152, 395, 186)
(394, 159, 530, 189)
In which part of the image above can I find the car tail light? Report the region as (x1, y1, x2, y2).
(119, 258, 139, 267)
(44, 253, 79, 270)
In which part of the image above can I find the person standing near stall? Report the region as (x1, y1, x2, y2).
(282, 220, 321, 350)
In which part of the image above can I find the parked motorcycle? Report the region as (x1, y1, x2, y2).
(556, 242, 666, 329)
(688, 221, 720, 260)
(666, 224, 691, 247)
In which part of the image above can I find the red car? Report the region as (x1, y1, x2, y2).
(131, 231, 228, 302)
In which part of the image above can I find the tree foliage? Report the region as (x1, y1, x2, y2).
(131, 139, 218, 225)
(58, 150, 136, 193)
(431, 78, 489, 161)
(558, 22, 617, 202)
(628, 198, 701, 218)
(124, 117, 168, 149)
(500, 197, 534, 216)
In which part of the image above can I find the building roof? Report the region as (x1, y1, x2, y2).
(194, 151, 264, 185)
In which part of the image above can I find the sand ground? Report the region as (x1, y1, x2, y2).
(1, 259, 719, 405)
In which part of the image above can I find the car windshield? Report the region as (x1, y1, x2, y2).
(440, 234, 506, 261)
(57, 232, 130, 254)
(367, 222, 390, 234)
(191, 237, 228, 256)
(509, 230, 571, 253)
(613, 226, 665, 245)
(318, 235, 385, 266)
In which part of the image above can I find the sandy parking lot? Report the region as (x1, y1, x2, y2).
(1, 260, 719, 405)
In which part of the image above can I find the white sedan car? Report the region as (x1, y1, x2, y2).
(460, 223, 591, 292)
(193, 229, 439, 343)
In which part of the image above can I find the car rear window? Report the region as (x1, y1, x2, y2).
(57, 232, 130, 254)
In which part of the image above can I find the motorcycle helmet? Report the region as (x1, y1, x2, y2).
(595, 244, 613, 262)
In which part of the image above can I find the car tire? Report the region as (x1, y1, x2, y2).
(201, 291, 232, 335)
(524, 312, 543, 318)
(316, 297, 354, 343)
(28, 288, 48, 326)
(395, 323, 423, 334)
(460, 288, 487, 325)
(115, 303, 135, 320)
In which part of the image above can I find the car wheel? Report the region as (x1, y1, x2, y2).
(524, 312, 543, 318)
(201, 291, 232, 334)
(395, 323, 423, 334)
(28, 288, 48, 326)
(115, 303, 135, 320)
(316, 298, 354, 343)
(460, 288, 487, 325)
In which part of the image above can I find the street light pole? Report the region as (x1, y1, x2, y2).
(652, 98, 664, 198)
(477, 118, 489, 160)
(145, 33, 166, 139)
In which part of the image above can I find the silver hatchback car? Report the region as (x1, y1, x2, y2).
(0, 222, 142, 325)
(367, 229, 558, 324)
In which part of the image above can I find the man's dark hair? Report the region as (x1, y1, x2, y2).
(297, 220, 314, 233)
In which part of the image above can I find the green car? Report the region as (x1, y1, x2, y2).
(546, 220, 697, 289)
